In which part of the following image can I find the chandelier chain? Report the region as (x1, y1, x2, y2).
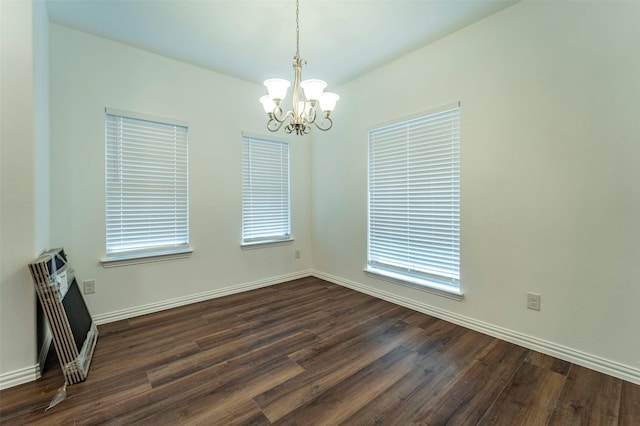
(295, 0, 300, 57)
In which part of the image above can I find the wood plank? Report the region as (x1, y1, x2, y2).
(79, 355, 303, 425)
(303, 294, 400, 338)
(147, 327, 318, 388)
(200, 281, 332, 325)
(89, 341, 202, 380)
(418, 340, 529, 424)
(287, 314, 413, 368)
(21, 382, 152, 425)
(94, 311, 209, 358)
(255, 319, 420, 422)
(480, 362, 568, 425)
(525, 350, 572, 376)
(123, 358, 302, 425)
(341, 327, 506, 424)
(620, 380, 640, 426)
(402, 310, 443, 329)
(148, 399, 271, 426)
(272, 345, 418, 425)
(549, 364, 622, 425)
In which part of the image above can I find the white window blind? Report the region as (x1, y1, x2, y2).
(242, 134, 290, 244)
(367, 105, 460, 290)
(105, 109, 189, 256)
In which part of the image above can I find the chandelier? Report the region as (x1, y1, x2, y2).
(259, 0, 339, 135)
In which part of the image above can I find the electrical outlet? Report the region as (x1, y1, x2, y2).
(295, 250, 301, 259)
(83, 279, 96, 295)
(527, 292, 541, 311)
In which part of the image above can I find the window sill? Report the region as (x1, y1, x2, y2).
(364, 267, 463, 301)
(241, 238, 294, 250)
(101, 248, 193, 268)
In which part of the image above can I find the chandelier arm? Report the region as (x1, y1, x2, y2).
(314, 116, 333, 132)
(285, 123, 308, 135)
(267, 117, 284, 132)
(304, 105, 317, 124)
(269, 105, 288, 123)
(285, 123, 295, 134)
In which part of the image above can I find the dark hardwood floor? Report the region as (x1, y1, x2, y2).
(1, 276, 638, 425)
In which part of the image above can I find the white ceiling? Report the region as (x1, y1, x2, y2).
(45, 0, 519, 87)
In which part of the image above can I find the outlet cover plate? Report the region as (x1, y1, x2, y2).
(527, 292, 541, 311)
(83, 280, 96, 294)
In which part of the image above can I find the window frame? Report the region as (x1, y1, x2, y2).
(365, 103, 462, 299)
(102, 108, 191, 266)
(241, 132, 292, 247)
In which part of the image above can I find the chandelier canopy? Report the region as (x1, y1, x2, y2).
(259, 0, 339, 135)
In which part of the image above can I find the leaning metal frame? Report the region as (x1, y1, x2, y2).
(28, 248, 98, 385)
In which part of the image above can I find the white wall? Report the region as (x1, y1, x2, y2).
(312, 0, 640, 381)
(33, 0, 52, 373)
(0, 0, 50, 388)
(34, 0, 50, 254)
(48, 24, 313, 321)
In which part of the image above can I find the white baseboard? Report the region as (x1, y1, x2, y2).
(93, 269, 314, 325)
(0, 365, 40, 391)
(0, 334, 50, 390)
(312, 269, 640, 385)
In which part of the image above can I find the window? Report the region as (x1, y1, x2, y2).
(242, 133, 291, 245)
(105, 108, 189, 259)
(367, 104, 461, 295)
